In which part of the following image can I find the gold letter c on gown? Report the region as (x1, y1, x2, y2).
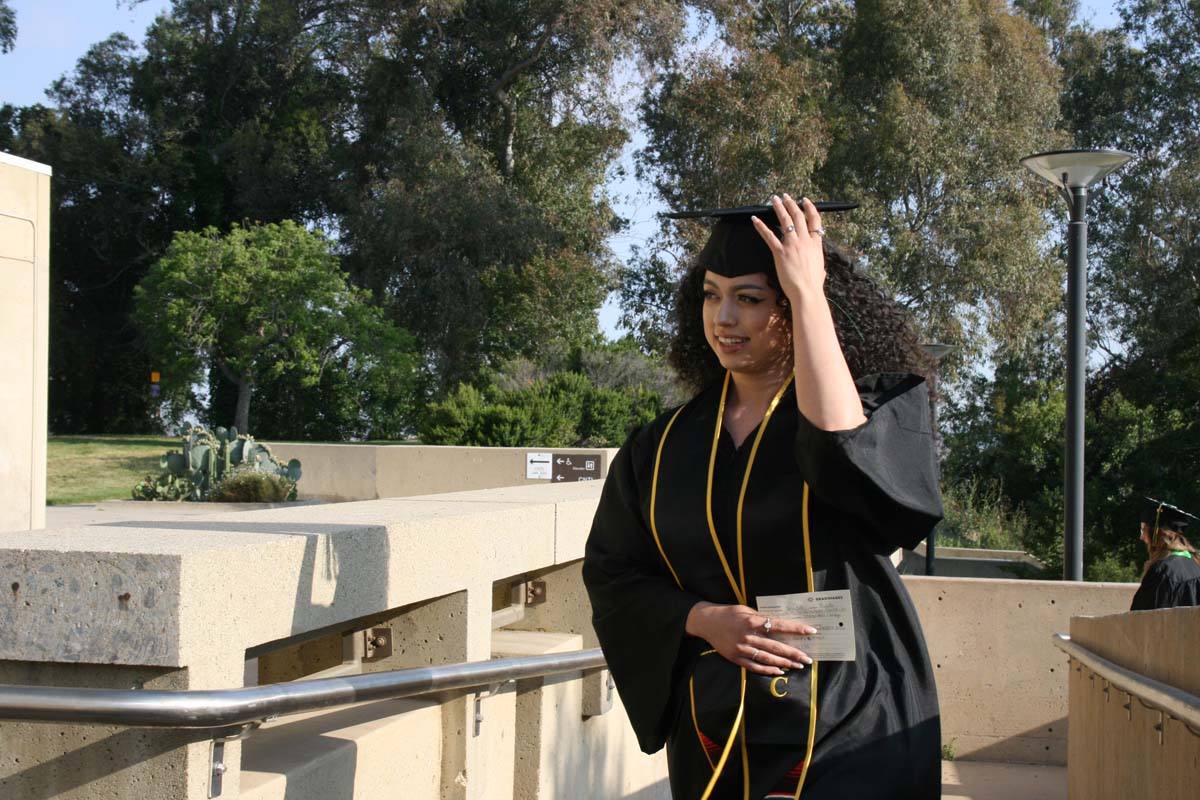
(769, 675, 789, 698)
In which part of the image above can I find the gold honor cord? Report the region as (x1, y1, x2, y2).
(648, 373, 817, 799)
(690, 676, 717, 771)
(705, 372, 747, 605)
(793, 483, 818, 800)
(649, 404, 688, 590)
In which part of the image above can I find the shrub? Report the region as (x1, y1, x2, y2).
(208, 466, 297, 503)
(937, 478, 1027, 551)
(419, 371, 664, 447)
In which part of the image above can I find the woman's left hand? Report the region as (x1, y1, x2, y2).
(750, 193, 826, 302)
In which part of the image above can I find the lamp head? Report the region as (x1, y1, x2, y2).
(1020, 148, 1134, 190)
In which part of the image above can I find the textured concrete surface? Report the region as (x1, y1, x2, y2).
(493, 630, 671, 800)
(269, 443, 617, 502)
(1067, 607, 1200, 800)
(0, 152, 50, 534)
(240, 699, 443, 800)
(0, 661, 214, 800)
(906, 575, 1136, 765)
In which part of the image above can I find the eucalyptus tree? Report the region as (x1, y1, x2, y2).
(629, 0, 1065, 372)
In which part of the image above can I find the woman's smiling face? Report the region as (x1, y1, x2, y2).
(702, 271, 792, 376)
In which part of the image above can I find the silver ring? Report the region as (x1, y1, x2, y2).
(810, 226, 826, 237)
(762, 618, 773, 634)
(785, 225, 796, 233)
(750, 648, 760, 662)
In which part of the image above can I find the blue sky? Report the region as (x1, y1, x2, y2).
(0, 0, 1127, 335)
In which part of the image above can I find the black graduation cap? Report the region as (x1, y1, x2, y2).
(1140, 497, 1197, 536)
(665, 201, 858, 279)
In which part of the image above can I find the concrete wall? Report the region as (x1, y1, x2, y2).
(0, 482, 651, 799)
(0, 477, 1151, 798)
(269, 444, 618, 502)
(0, 151, 50, 533)
(906, 576, 1135, 765)
(1065, 607, 1200, 800)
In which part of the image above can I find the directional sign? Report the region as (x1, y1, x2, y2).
(526, 452, 553, 480)
(551, 453, 602, 483)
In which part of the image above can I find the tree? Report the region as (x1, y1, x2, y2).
(0, 0, 15, 53)
(629, 0, 1066, 374)
(134, 221, 419, 434)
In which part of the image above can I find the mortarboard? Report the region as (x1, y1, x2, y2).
(665, 202, 858, 280)
(1140, 497, 1197, 537)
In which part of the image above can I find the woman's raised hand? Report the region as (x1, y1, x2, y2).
(685, 601, 815, 676)
(750, 193, 826, 302)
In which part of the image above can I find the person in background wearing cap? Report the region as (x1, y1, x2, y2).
(1130, 499, 1200, 611)
(584, 193, 943, 799)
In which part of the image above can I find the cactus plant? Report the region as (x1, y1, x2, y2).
(133, 425, 302, 501)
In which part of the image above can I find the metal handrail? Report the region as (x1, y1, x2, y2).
(0, 648, 607, 730)
(1052, 633, 1200, 729)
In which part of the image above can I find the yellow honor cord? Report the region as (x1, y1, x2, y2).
(706, 372, 746, 604)
(650, 372, 818, 798)
(690, 676, 717, 771)
(794, 483, 818, 799)
(649, 405, 688, 590)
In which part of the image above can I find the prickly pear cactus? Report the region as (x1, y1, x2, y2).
(133, 425, 301, 501)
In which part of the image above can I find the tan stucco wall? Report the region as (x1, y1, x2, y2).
(269, 443, 618, 501)
(1065, 607, 1200, 799)
(905, 576, 1137, 765)
(0, 151, 50, 533)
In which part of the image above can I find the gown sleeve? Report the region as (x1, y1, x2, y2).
(583, 425, 706, 754)
(793, 372, 944, 551)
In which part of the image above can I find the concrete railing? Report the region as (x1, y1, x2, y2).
(0, 469, 1148, 799)
(1060, 607, 1200, 799)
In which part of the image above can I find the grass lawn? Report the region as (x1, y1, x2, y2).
(47, 435, 179, 505)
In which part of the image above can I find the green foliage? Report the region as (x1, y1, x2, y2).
(628, 1, 1066, 371)
(134, 221, 419, 435)
(0, 0, 15, 53)
(207, 465, 297, 503)
(419, 371, 664, 448)
(133, 425, 301, 502)
(937, 479, 1028, 552)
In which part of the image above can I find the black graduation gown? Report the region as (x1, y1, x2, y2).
(583, 373, 944, 800)
(1130, 555, 1200, 611)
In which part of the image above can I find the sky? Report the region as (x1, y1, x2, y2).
(1, 0, 1127, 336)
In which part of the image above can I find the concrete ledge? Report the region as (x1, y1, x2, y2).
(240, 699, 444, 800)
(269, 444, 617, 502)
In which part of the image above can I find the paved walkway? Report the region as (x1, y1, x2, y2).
(942, 761, 1067, 800)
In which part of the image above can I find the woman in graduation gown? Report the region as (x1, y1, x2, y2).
(1130, 499, 1200, 611)
(583, 194, 943, 799)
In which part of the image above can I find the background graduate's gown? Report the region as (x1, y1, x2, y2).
(583, 373, 944, 799)
(1130, 554, 1200, 610)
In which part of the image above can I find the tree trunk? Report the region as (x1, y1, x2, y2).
(234, 378, 253, 434)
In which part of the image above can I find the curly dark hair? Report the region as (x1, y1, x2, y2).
(667, 239, 932, 392)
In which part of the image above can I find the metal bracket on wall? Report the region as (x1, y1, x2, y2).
(525, 580, 547, 606)
(209, 721, 264, 798)
(472, 681, 512, 737)
(362, 626, 393, 663)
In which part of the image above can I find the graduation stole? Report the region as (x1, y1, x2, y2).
(649, 370, 819, 800)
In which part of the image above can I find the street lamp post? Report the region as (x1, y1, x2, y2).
(921, 342, 953, 577)
(1020, 149, 1134, 581)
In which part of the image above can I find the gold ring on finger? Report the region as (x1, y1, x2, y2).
(750, 648, 760, 662)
